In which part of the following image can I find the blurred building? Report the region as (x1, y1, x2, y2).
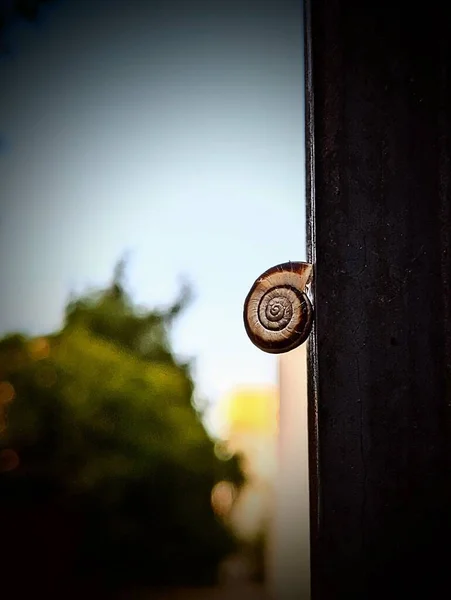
(216, 385, 279, 542)
(266, 344, 311, 600)
(214, 346, 311, 599)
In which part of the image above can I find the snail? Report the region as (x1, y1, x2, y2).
(243, 261, 314, 354)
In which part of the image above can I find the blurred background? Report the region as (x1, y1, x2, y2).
(0, 1, 309, 598)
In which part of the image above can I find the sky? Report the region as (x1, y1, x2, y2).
(0, 0, 306, 435)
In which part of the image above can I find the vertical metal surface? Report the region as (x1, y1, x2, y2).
(303, 0, 321, 591)
(304, 1, 451, 598)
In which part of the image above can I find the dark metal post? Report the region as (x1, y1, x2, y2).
(305, 1, 451, 597)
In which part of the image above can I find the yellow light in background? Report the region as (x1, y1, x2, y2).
(214, 386, 279, 541)
(217, 385, 279, 437)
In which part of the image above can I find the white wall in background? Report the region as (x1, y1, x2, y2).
(267, 343, 310, 600)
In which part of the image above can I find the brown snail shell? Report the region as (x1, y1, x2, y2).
(243, 261, 314, 354)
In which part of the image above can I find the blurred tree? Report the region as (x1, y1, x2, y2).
(0, 259, 245, 591)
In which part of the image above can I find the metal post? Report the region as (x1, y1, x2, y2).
(305, 1, 451, 597)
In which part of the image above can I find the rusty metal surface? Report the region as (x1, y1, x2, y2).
(305, 1, 451, 598)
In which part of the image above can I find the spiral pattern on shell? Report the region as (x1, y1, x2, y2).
(243, 261, 314, 354)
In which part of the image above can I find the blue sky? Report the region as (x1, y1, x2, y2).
(0, 0, 306, 433)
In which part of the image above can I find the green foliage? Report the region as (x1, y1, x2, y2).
(0, 260, 244, 588)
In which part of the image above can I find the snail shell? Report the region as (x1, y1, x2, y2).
(243, 261, 314, 354)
